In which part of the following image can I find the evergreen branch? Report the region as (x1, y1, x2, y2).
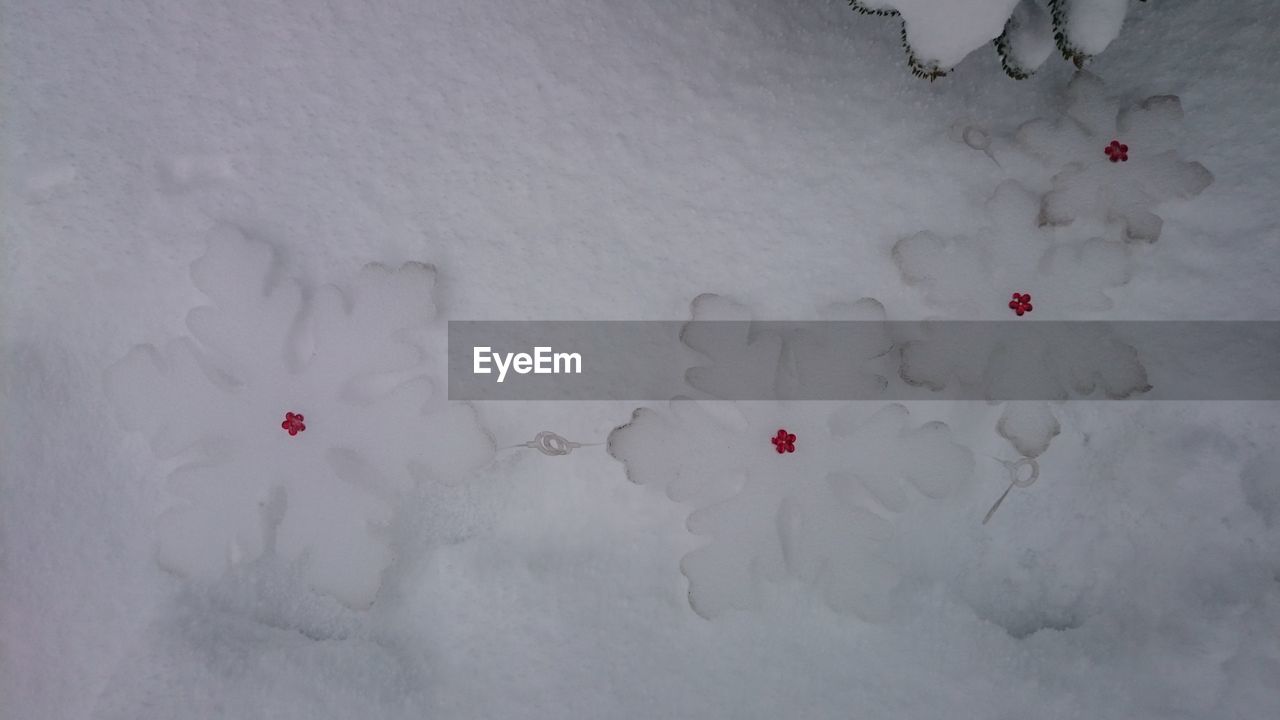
(1048, 0, 1089, 68)
(847, 0, 899, 17)
(848, 1, 949, 80)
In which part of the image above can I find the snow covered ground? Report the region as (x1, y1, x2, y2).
(3, 1, 1279, 718)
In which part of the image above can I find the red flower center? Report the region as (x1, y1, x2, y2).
(771, 428, 797, 454)
(281, 411, 306, 436)
(1008, 292, 1034, 316)
(1104, 140, 1129, 162)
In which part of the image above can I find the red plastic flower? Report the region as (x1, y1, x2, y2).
(1104, 140, 1129, 163)
(1008, 292, 1033, 316)
(281, 411, 306, 436)
(771, 428, 797, 454)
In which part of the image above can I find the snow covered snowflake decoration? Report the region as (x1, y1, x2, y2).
(1008, 292, 1034, 316)
(1104, 140, 1129, 163)
(770, 429, 796, 454)
(608, 294, 974, 620)
(895, 184, 1149, 399)
(105, 224, 494, 609)
(1013, 72, 1212, 242)
(281, 411, 306, 436)
(611, 399, 974, 620)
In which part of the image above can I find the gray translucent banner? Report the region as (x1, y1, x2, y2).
(448, 322, 1280, 401)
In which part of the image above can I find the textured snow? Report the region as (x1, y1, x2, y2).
(4, 0, 1280, 719)
(1241, 449, 1280, 528)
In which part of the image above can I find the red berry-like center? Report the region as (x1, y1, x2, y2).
(771, 428, 796, 454)
(281, 411, 306, 436)
(1009, 292, 1033, 316)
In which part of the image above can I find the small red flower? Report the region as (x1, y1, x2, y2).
(1104, 140, 1129, 163)
(1008, 292, 1033, 316)
(771, 428, 796, 454)
(281, 411, 306, 436)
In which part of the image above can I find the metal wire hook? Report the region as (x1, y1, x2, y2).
(983, 457, 1039, 524)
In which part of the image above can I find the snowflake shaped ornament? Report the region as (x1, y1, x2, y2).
(893, 181, 1147, 458)
(106, 225, 494, 608)
(611, 400, 973, 619)
(894, 179, 1131, 319)
(608, 295, 974, 619)
(1014, 72, 1213, 242)
(892, 183, 1149, 400)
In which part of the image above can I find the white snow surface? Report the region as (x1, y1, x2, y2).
(4, 1, 1280, 719)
